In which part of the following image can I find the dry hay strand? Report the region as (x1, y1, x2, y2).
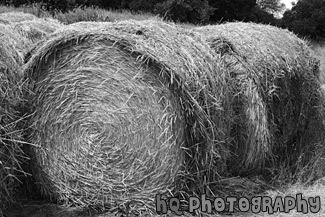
(0, 23, 31, 60)
(0, 12, 37, 23)
(195, 22, 325, 177)
(23, 20, 232, 214)
(50, 21, 105, 36)
(67, 21, 107, 30)
(0, 23, 27, 214)
(0, 24, 26, 66)
(10, 18, 64, 44)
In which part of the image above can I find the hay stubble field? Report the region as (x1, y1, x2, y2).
(1, 5, 325, 217)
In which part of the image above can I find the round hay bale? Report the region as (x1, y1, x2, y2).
(10, 18, 64, 44)
(194, 22, 325, 176)
(24, 19, 234, 213)
(0, 12, 37, 23)
(0, 23, 27, 214)
(24, 23, 183, 214)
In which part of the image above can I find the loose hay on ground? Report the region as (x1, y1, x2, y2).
(0, 23, 27, 215)
(23, 19, 238, 214)
(195, 22, 325, 178)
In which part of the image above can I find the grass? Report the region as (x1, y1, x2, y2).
(0, 4, 155, 24)
(0, 4, 52, 18)
(262, 181, 325, 217)
(53, 6, 156, 24)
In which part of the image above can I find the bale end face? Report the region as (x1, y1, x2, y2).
(25, 31, 186, 213)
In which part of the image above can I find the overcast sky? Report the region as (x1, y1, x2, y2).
(281, 0, 297, 9)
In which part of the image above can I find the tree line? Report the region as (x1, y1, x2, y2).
(2, 0, 325, 40)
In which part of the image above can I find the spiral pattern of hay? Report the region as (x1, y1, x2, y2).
(24, 23, 181, 213)
(195, 22, 325, 175)
(0, 23, 27, 214)
(23, 19, 237, 214)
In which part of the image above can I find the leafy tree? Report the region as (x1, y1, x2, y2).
(257, 0, 285, 14)
(39, 0, 77, 12)
(154, 0, 213, 24)
(208, 0, 256, 22)
(125, 0, 163, 12)
(4, 0, 31, 6)
(282, 0, 325, 39)
(96, 0, 124, 10)
(248, 5, 280, 25)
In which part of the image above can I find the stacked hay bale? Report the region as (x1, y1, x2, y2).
(0, 12, 62, 215)
(195, 22, 325, 176)
(0, 23, 30, 61)
(0, 24, 27, 215)
(23, 20, 232, 214)
(11, 18, 63, 44)
(0, 12, 64, 47)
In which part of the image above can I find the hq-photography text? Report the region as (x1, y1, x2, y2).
(155, 194, 321, 215)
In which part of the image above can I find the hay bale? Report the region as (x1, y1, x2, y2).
(0, 23, 27, 215)
(23, 19, 236, 214)
(0, 12, 37, 23)
(10, 18, 64, 44)
(195, 22, 325, 175)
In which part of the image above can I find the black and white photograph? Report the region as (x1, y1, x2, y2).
(0, 0, 325, 216)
